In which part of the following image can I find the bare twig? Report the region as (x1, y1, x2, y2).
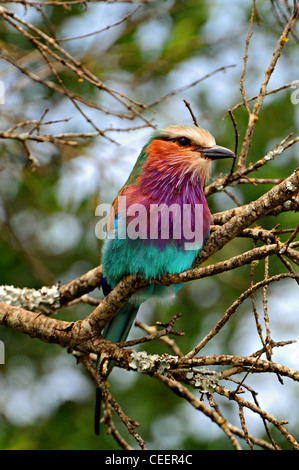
(237, 4, 299, 169)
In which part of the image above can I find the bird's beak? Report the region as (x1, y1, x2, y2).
(201, 145, 236, 160)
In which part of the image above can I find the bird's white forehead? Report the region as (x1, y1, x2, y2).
(161, 125, 216, 148)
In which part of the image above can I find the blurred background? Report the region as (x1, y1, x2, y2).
(0, 0, 298, 450)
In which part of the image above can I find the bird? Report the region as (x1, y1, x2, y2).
(94, 124, 235, 434)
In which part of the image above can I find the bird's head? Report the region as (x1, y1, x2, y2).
(143, 125, 235, 183)
(111, 124, 235, 235)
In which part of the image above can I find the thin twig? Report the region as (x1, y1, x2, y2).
(183, 100, 199, 127)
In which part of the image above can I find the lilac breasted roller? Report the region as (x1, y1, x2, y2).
(95, 125, 235, 434)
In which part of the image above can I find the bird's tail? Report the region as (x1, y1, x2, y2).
(94, 302, 139, 435)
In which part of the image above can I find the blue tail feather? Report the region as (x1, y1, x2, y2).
(94, 301, 139, 435)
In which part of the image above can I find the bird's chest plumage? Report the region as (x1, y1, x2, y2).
(102, 168, 211, 295)
(128, 162, 211, 247)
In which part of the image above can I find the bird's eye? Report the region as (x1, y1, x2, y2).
(176, 136, 190, 147)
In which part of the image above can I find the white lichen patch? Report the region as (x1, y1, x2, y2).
(186, 367, 222, 394)
(285, 181, 296, 192)
(0, 284, 61, 315)
(264, 145, 284, 161)
(129, 352, 222, 393)
(129, 350, 177, 374)
(214, 183, 224, 192)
